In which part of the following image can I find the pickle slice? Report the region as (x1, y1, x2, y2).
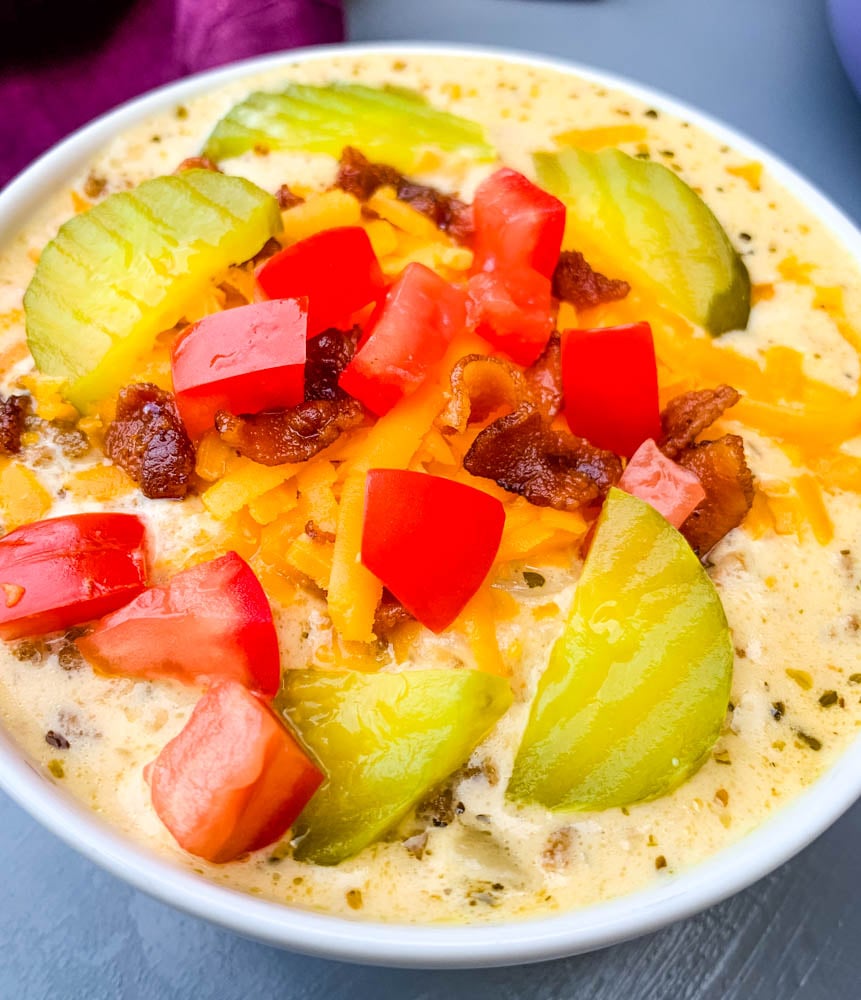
(277, 668, 512, 865)
(24, 170, 281, 409)
(534, 147, 750, 335)
(508, 488, 732, 811)
(202, 83, 495, 172)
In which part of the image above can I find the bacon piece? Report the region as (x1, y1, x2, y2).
(660, 385, 740, 459)
(276, 184, 305, 210)
(251, 237, 283, 267)
(174, 156, 221, 174)
(373, 589, 415, 638)
(438, 336, 562, 435)
(304, 520, 336, 544)
(0, 395, 27, 454)
(524, 331, 563, 418)
(396, 180, 473, 243)
(304, 328, 356, 401)
(464, 407, 622, 512)
(438, 353, 526, 434)
(336, 146, 400, 200)
(552, 250, 630, 309)
(677, 434, 754, 556)
(335, 147, 473, 243)
(105, 383, 195, 499)
(215, 399, 364, 466)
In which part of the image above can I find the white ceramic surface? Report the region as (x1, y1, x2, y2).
(1, 42, 860, 970)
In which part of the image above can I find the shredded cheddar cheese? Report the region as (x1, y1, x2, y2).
(10, 175, 857, 675)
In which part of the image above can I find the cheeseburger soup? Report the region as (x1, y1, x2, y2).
(0, 53, 859, 924)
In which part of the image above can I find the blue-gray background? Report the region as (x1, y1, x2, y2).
(3, 1, 860, 997)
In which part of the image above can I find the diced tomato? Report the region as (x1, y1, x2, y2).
(471, 167, 566, 278)
(0, 514, 147, 640)
(561, 322, 662, 457)
(361, 469, 505, 632)
(77, 551, 280, 697)
(467, 168, 565, 366)
(467, 268, 554, 367)
(147, 680, 323, 864)
(618, 439, 707, 528)
(171, 298, 307, 439)
(339, 263, 466, 416)
(256, 227, 385, 339)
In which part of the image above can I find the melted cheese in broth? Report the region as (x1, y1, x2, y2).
(0, 53, 860, 924)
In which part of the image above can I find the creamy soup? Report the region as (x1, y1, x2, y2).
(0, 52, 860, 925)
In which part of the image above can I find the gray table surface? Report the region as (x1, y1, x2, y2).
(3, 1, 861, 997)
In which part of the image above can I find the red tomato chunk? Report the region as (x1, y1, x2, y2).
(468, 167, 565, 366)
(561, 322, 662, 458)
(339, 262, 466, 416)
(0, 513, 147, 640)
(77, 551, 281, 697)
(147, 680, 323, 863)
(171, 298, 308, 439)
(618, 438, 706, 528)
(256, 227, 384, 339)
(361, 469, 505, 632)
(471, 167, 565, 279)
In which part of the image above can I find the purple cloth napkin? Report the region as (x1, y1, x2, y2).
(0, 0, 344, 188)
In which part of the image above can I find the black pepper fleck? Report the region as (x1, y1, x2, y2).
(771, 701, 785, 721)
(63, 625, 90, 642)
(45, 730, 70, 750)
(12, 640, 42, 663)
(523, 571, 546, 589)
(57, 643, 83, 671)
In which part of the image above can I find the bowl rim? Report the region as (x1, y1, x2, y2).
(1, 40, 860, 970)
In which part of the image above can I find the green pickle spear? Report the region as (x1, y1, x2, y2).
(534, 147, 750, 335)
(24, 169, 282, 409)
(508, 489, 733, 811)
(203, 82, 495, 172)
(277, 668, 512, 865)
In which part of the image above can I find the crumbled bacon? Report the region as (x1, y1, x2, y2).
(215, 398, 364, 466)
(304, 519, 336, 544)
(438, 353, 526, 434)
(104, 383, 195, 499)
(304, 328, 356, 401)
(464, 407, 622, 512)
(660, 385, 740, 458)
(336, 146, 400, 200)
(439, 337, 562, 435)
(524, 331, 563, 418)
(276, 184, 305, 210)
(174, 156, 221, 174)
(396, 180, 473, 243)
(335, 147, 473, 243)
(251, 237, 283, 267)
(0, 395, 27, 454)
(373, 589, 415, 638)
(551, 250, 630, 309)
(677, 434, 754, 556)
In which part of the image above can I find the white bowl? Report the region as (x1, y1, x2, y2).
(2, 42, 860, 969)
